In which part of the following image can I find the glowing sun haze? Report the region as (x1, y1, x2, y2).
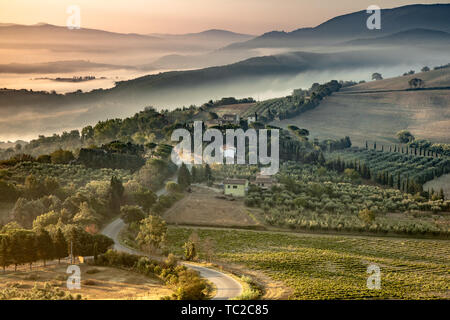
(0, 0, 447, 34)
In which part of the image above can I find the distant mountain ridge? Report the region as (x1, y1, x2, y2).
(149, 29, 254, 39)
(224, 4, 450, 49)
(346, 28, 450, 46)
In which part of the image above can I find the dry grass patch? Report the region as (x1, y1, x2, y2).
(163, 186, 262, 228)
(0, 264, 172, 300)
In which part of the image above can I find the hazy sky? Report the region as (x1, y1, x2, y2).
(0, 0, 448, 34)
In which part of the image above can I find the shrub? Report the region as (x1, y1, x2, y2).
(358, 208, 375, 224)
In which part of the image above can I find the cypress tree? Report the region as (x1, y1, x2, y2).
(53, 228, 68, 264)
(439, 188, 445, 200)
(191, 166, 198, 183)
(178, 163, 192, 189)
(0, 235, 10, 272)
(109, 176, 124, 215)
(204, 164, 212, 182)
(36, 227, 54, 267)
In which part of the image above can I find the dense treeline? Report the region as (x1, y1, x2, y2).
(244, 163, 449, 236)
(201, 97, 255, 108)
(76, 148, 145, 170)
(0, 226, 112, 271)
(243, 80, 342, 122)
(0, 107, 177, 160)
(0, 79, 344, 162)
(407, 139, 450, 157)
(327, 148, 450, 195)
(95, 250, 208, 300)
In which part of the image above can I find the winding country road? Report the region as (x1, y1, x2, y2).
(101, 181, 242, 300)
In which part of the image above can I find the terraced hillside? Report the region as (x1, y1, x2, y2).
(271, 68, 450, 146)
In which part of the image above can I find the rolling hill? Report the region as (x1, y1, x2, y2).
(345, 28, 450, 47)
(271, 68, 450, 146)
(224, 4, 450, 50)
(1, 47, 449, 141)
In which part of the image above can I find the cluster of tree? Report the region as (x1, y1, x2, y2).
(326, 157, 427, 195)
(136, 158, 177, 192)
(287, 125, 310, 140)
(0, 149, 75, 166)
(245, 163, 449, 236)
(328, 149, 449, 196)
(96, 250, 208, 300)
(0, 226, 113, 271)
(433, 63, 450, 70)
(408, 78, 425, 89)
(0, 180, 20, 202)
(244, 80, 342, 122)
(9, 175, 126, 229)
(366, 140, 445, 158)
(201, 97, 255, 109)
(136, 215, 167, 253)
(397, 130, 415, 143)
(318, 137, 352, 152)
(0, 106, 179, 161)
(0, 173, 64, 204)
(407, 139, 450, 157)
(123, 181, 157, 212)
(371, 73, 383, 80)
(191, 164, 213, 185)
(76, 147, 145, 170)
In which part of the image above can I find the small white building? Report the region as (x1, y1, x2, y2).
(247, 112, 258, 126)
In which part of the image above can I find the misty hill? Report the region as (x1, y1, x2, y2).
(0, 49, 418, 140)
(0, 140, 27, 150)
(149, 29, 253, 42)
(4, 44, 447, 143)
(0, 24, 254, 63)
(0, 60, 138, 74)
(0, 23, 159, 46)
(271, 67, 450, 146)
(346, 28, 450, 46)
(224, 4, 450, 50)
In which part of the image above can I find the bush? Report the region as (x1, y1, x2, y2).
(120, 205, 145, 224)
(172, 270, 207, 300)
(358, 208, 375, 224)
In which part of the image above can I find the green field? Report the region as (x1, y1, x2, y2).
(166, 226, 450, 299)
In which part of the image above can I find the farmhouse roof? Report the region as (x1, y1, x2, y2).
(255, 175, 273, 183)
(223, 179, 247, 185)
(222, 114, 237, 119)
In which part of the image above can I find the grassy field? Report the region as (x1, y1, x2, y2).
(0, 264, 172, 300)
(166, 226, 450, 300)
(163, 186, 262, 228)
(271, 68, 450, 146)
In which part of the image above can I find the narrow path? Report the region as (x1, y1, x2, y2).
(101, 177, 243, 300)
